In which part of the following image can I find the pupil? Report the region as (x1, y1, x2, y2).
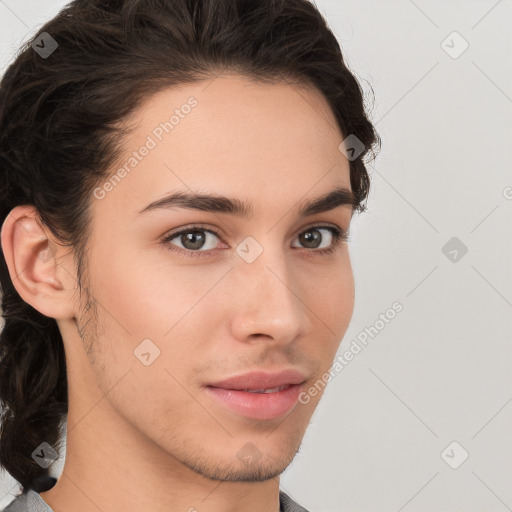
(183, 231, 205, 250)
(301, 229, 321, 248)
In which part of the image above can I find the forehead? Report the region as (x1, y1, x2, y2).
(94, 74, 351, 219)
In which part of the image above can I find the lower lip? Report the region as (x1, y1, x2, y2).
(204, 384, 303, 420)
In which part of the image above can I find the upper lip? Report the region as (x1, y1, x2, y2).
(207, 369, 307, 391)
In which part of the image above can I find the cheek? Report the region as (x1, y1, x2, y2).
(303, 261, 355, 378)
(85, 248, 233, 396)
(89, 239, 221, 339)
(301, 254, 355, 337)
(81, 256, 218, 432)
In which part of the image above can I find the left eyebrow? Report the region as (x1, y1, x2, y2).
(136, 185, 358, 218)
(299, 186, 357, 217)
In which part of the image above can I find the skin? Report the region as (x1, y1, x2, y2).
(1, 73, 356, 512)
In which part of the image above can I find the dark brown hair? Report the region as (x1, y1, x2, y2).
(0, 0, 380, 494)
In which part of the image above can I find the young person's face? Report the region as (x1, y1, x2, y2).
(62, 74, 355, 481)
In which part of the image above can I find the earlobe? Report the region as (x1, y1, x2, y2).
(0, 205, 76, 320)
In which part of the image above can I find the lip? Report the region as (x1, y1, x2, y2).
(207, 369, 307, 391)
(204, 369, 307, 420)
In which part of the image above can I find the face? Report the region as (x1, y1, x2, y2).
(68, 73, 355, 482)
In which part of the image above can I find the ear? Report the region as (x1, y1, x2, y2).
(0, 205, 77, 320)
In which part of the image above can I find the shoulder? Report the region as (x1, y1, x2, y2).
(1, 489, 52, 512)
(5, 488, 306, 512)
(1, 492, 27, 512)
(279, 490, 311, 512)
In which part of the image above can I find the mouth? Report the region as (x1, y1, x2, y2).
(241, 385, 293, 393)
(204, 369, 307, 420)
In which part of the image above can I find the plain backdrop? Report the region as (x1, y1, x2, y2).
(0, 1, 511, 511)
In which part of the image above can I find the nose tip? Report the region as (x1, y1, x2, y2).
(229, 260, 312, 344)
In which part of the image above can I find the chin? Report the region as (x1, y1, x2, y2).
(185, 455, 293, 483)
(176, 436, 302, 483)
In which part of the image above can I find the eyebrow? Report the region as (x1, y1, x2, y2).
(136, 185, 358, 218)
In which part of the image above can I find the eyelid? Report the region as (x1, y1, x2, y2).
(161, 223, 227, 246)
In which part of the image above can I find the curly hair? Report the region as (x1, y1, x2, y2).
(0, 0, 380, 494)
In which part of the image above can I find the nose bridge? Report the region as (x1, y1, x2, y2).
(256, 258, 294, 312)
(231, 238, 310, 340)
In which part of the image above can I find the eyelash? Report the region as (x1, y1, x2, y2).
(160, 223, 349, 260)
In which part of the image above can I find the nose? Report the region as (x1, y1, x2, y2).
(229, 246, 314, 346)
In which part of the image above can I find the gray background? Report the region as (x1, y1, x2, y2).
(1, 0, 511, 511)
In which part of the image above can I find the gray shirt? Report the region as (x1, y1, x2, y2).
(2, 488, 310, 512)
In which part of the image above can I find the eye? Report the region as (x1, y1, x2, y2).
(162, 226, 223, 258)
(161, 223, 349, 259)
(291, 225, 347, 252)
